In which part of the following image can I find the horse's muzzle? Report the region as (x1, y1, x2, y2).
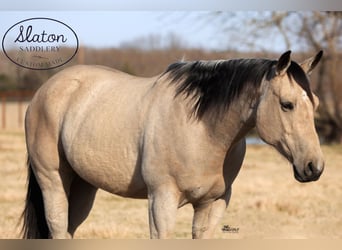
(293, 161, 324, 183)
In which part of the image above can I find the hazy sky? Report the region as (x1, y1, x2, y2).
(1, 11, 288, 52)
(1, 11, 244, 51)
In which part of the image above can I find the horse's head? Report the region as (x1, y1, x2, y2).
(256, 51, 324, 183)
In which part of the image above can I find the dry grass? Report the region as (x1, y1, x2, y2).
(1, 130, 342, 239)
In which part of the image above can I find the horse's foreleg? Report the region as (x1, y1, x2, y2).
(192, 188, 231, 239)
(147, 184, 179, 239)
(191, 139, 245, 239)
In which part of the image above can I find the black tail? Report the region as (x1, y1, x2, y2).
(21, 158, 50, 239)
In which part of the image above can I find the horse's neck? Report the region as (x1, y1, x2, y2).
(202, 91, 257, 150)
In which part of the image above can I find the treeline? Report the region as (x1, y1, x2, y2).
(75, 47, 276, 77)
(0, 47, 278, 91)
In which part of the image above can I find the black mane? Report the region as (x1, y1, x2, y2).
(165, 58, 275, 119)
(164, 58, 314, 120)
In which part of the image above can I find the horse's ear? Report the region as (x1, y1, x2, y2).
(276, 50, 292, 76)
(300, 50, 323, 75)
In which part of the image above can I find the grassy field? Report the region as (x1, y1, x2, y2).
(1, 130, 342, 239)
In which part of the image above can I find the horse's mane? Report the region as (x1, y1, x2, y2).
(165, 58, 275, 119)
(164, 58, 314, 120)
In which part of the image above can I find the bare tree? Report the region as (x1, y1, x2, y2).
(299, 12, 342, 143)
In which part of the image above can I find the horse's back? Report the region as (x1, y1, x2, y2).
(26, 65, 158, 197)
(27, 65, 156, 141)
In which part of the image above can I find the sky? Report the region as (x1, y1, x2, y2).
(0, 11, 287, 52)
(0, 11, 247, 51)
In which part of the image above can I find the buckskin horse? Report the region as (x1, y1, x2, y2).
(22, 51, 324, 239)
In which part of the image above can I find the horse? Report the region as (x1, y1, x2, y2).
(21, 50, 324, 239)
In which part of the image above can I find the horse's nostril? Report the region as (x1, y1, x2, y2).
(306, 161, 323, 179)
(305, 162, 314, 177)
(308, 162, 314, 171)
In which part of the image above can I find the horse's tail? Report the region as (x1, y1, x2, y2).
(21, 157, 50, 239)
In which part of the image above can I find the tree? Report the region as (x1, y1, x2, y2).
(298, 12, 342, 143)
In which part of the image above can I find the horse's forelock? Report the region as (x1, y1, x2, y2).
(287, 61, 315, 106)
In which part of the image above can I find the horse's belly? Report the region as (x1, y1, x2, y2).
(71, 156, 147, 198)
(60, 90, 148, 198)
(63, 130, 147, 198)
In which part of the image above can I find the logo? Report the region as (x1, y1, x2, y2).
(2, 17, 79, 70)
(222, 225, 239, 233)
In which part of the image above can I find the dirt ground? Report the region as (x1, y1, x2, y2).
(0, 130, 341, 239)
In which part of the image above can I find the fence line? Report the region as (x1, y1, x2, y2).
(0, 90, 34, 130)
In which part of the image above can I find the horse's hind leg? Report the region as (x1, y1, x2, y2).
(30, 156, 74, 239)
(67, 176, 98, 237)
(28, 139, 96, 238)
(26, 121, 74, 238)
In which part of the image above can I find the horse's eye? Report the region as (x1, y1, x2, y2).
(281, 101, 294, 111)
